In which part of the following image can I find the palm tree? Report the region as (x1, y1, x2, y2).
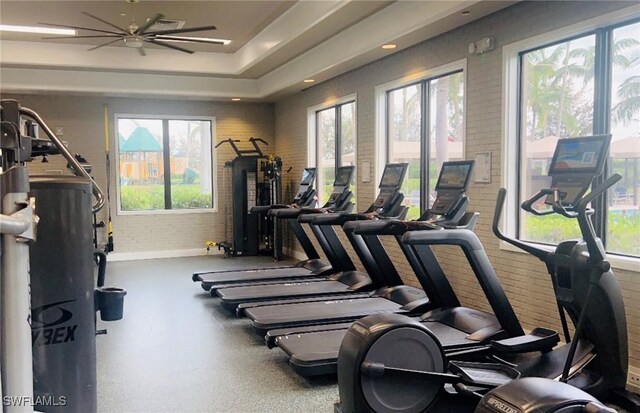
(523, 34, 639, 139)
(614, 74, 640, 125)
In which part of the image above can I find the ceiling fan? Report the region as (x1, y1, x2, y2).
(39, 0, 223, 56)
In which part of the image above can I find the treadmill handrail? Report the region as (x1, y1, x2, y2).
(310, 212, 377, 225)
(402, 228, 525, 338)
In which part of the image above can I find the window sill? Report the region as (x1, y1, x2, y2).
(117, 208, 217, 216)
(499, 240, 639, 273)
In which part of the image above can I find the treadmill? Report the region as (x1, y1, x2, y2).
(216, 164, 415, 311)
(244, 163, 448, 336)
(193, 166, 356, 291)
(267, 160, 524, 377)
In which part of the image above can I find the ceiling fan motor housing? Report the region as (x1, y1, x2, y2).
(124, 36, 143, 48)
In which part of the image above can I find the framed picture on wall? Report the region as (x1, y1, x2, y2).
(474, 152, 491, 183)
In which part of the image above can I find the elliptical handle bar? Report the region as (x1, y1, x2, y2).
(575, 173, 621, 269)
(521, 189, 557, 216)
(19, 106, 106, 213)
(493, 188, 549, 262)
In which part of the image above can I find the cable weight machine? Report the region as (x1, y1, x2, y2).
(214, 137, 283, 257)
(1, 100, 126, 413)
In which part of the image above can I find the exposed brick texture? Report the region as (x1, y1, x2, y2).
(273, 1, 640, 372)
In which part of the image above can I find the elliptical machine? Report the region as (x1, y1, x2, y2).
(1, 100, 126, 413)
(335, 135, 638, 413)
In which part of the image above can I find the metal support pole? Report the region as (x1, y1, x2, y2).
(1, 166, 36, 413)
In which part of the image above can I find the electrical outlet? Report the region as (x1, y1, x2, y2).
(629, 367, 640, 391)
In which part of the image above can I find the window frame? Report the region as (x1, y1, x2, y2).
(306, 95, 357, 204)
(501, 4, 640, 270)
(114, 113, 218, 216)
(376, 59, 467, 209)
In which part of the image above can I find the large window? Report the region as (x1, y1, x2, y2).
(315, 101, 356, 203)
(386, 70, 465, 219)
(116, 116, 215, 212)
(516, 19, 639, 257)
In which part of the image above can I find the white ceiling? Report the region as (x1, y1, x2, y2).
(0, 1, 517, 101)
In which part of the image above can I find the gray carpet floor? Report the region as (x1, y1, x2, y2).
(97, 255, 338, 413)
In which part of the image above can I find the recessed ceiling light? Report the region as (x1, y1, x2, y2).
(382, 44, 397, 50)
(120, 12, 127, 16)
(461, 10, 470, 15)
(232, 98, 241, 101)
(0, 24, 76, 36)
(303, 79, 315, 83)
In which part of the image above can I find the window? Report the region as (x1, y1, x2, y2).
(513, 18, 639, 257)
(385, 70, 465, 219)
(315, 101, 357, 204)
(116, 116, 215, 212)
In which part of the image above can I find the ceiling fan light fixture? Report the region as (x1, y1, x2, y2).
(158, 35, 231, 45)
(1, 24, 76, 36)
(124, 36, 144, 48)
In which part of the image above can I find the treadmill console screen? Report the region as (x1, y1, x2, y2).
(334, 166, 355, 187)
(301, 168, 317, 186)
(430, 160, 475, 215)
(327, 166, 355, 204)
(374, 163, 408, 208)
(435, 161, 474, 191)
(546, 135, 611, 206)
(379, 164, 407, 188)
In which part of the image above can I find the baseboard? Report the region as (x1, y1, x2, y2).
(283, 247, 307, 261)
(107, 247, 221, 262)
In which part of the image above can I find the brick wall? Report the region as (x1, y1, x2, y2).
(3, 93, 275, 254)
(274, 1, 639, 372)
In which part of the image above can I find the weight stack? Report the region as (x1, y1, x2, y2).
(29, 176, 97, 412)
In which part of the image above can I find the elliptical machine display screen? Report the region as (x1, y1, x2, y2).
(546, 135, 611, 206)
(549, 135, 610, 175)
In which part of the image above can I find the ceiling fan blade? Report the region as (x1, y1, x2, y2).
(154, 35, 225, 45)
(40, 22, 121, 35)
(82, 12, 129, 34)
(138, 47, 147, 57)
(41, 35, 122, 40)
(87, 38, 123, 51)
(145, 39, 194, 54)
(147, 25, 217, 36)
(137, 13, 164, 35)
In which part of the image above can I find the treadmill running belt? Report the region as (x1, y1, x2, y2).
(218, 280, 353, 302)
(248, 297, 402, 332)
(276, 321, 475, 376)
(199, 267, 313, 284)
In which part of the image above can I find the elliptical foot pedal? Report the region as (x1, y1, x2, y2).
(490, 327, 559, 354)
(448, 361, 520, 388)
